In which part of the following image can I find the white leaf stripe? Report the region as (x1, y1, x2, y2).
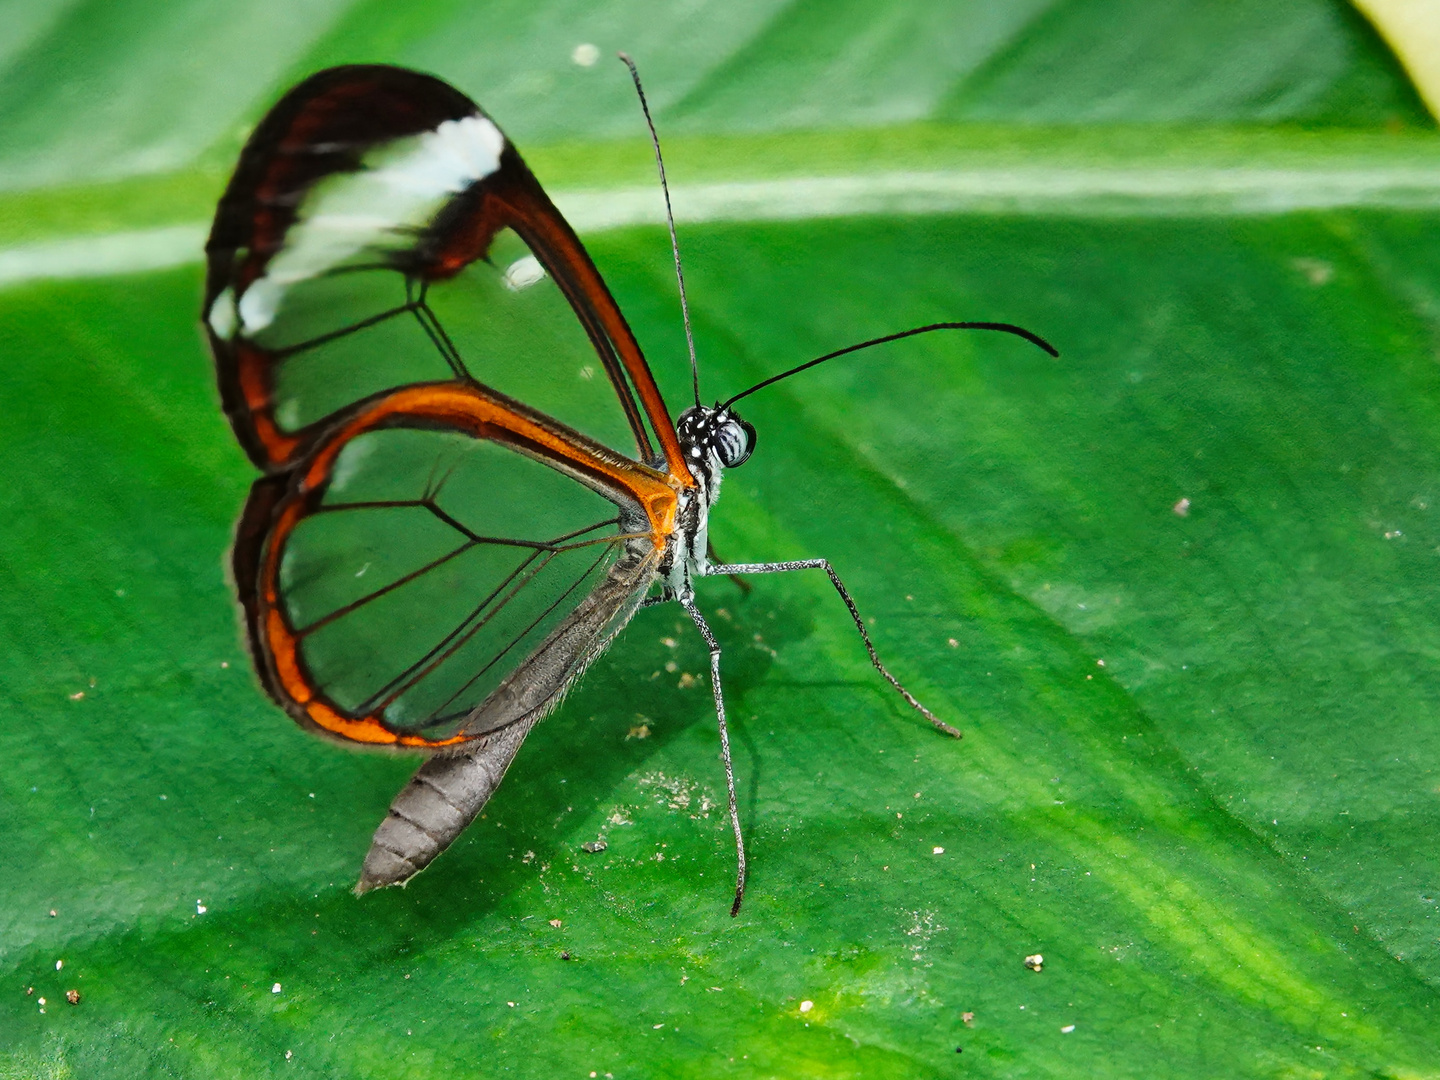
(7, 164, 1440, 289)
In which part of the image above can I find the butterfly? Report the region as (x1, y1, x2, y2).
(204, 61, 1055, 914)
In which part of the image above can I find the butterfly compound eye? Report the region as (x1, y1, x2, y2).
(717, 415, 755, 468)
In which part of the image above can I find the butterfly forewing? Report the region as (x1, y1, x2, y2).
(206, 64, 683, 475)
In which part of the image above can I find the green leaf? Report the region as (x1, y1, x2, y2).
(3, 2, 1439, 1077)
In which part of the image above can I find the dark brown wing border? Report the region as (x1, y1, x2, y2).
(205, 64, 695, 490)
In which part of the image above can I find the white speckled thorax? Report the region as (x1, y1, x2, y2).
(662, 404, 756, 600)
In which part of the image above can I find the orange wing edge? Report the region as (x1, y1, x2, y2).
(231, 381, 679, 750)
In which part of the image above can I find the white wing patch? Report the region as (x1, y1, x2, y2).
(207, 285, 238, 339)
(238, 115, 506, 335)
(502, 254, 545, 291)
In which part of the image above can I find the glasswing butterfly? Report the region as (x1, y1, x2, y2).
(204, 62, 1056, 915)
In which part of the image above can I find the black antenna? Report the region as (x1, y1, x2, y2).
(721, 322, 1059, 410)
(619, 52, 701, 408)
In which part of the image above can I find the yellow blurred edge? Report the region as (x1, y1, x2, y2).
(1353, 0, 1440, 120)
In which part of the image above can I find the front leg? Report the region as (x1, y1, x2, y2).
(706, 559, 961, 739)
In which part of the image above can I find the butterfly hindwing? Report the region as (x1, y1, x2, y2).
(232, 381, 676, 748)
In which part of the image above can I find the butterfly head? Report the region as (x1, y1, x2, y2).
(676, 405, 756, 478)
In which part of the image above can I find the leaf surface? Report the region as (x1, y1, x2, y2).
(2, 2, 1438, 1077)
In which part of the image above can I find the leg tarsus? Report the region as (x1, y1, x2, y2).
(682, 597, 748, 916)
(707, 559, 960, 739)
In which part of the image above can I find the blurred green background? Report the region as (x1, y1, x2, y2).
(4, 1, 1440, 1077)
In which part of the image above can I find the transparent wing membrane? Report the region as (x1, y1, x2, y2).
(205, 66, 682, 474)
(209, 68, 683, 752)
(275, 429, 629, 738)
(233, 229, 638, 450)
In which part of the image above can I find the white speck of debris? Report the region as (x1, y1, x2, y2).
(799, 1000, 813, 1013)
(1096, 659, 1105, 667)
(507, 1001, 516, 1007)
(38, 997, 46, 1006)
(68, 691, 84, 701)
(271, 983, 282, 994)
(933, 846, 945, 855)
(572, 42, 600, 66)
(1385, 530, 1403, 539)
(947, 638, 959, 648)
(1061, 1024, 1075, 1033)
(285, 1050, 293, 1060)
(1173, 497, 1191, 517)
(220, 661, 229, 669)
(549, 919, 562, 928)
(653, 1023, 664, 1029)
(1024, 954, 1044, 972)
(55, 960, 62, 971)
(1292, 257, 1334, 286)
(49, 910, 56, 917)
(196, 901, 207, 915)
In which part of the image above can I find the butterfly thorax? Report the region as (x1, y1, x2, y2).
(661, 405, 756, 598)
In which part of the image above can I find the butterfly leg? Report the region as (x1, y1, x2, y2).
(705, 540, 752, 595)
(680, 597, 747, 917)
(706, 560, 961, 739)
